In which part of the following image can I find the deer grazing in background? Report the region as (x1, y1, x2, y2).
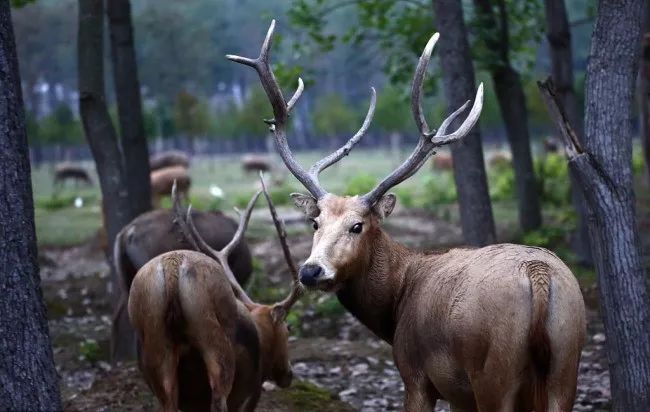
(111, 204, 253, 361)
(228, 21, 586, 411)
(53, 162, 93, 187)
(128, 176, 303, 412)
(150, 165, 191, 207)
(241, 154, 273, 174)
(150, 150, 190, 171)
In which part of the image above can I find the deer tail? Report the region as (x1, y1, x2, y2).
(526, 260, 552, 412)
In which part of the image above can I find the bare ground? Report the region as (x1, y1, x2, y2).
(42, 207, 615, 411)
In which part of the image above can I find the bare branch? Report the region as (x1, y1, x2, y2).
(537, 78, 584, 157)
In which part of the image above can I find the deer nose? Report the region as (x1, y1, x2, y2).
(299, 264, 323, 286)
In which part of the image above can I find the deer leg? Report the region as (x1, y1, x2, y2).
(141, 342, 180, 412)
(194, 318, 235, 412)
(401, 374, 438, 412)
(469, 371, 520, 412)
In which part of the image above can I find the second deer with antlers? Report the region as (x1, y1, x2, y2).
(128, 177, 302, 412)
(228, 21, 586, 412)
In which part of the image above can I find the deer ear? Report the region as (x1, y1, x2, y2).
(271, 305, 287, 323)
(372, 193, 396, 219)
(290, 193, 320, 218)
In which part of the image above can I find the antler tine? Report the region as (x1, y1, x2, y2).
(309, 87, 377, 178)
(259, 173, 304, 313)
(227, 20, 327, 199)
(431, 83, 484, 146)
(221, 190, 262, 258)
(184, 194, 260, 305)
(412, 32, 440, 137)
(286, 77, 305, 113)
(361, 32, 484, 207)
(171, 180, 200, 251)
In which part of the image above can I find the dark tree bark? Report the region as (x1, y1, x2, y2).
(78, 0, 136, 361)
(539, 0, 650, 407)
(473, 0, 542, 232)
(544, 0, 593, 266)
(640, 7, 650, 186)
(432, 0, 496, 246)
(107, 0, 152, 216)
(0, 0, 62, 409)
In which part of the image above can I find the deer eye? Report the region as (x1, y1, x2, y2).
(311, 220, 319, 230)
(349, 223, 363, 234)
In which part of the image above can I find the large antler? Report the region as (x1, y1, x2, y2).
(361, 33, 484, 207)
(172, 185, 261, 305)
(227, 20, 376, 200)
(259, 173, 304, 318)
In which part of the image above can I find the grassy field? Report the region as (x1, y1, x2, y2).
(31, 148, 457, 246)
(31, 146, 649, 264)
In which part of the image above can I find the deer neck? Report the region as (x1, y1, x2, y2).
(336, 228, 411, 344)
(247, 304, 275, 382)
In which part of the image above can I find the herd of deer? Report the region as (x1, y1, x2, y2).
(114, 21, 586, 412)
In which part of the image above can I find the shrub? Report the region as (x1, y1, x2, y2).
(632, 145, 645, 176)
(422, 172, 457, 206)
(520, 225, 568, 249)
(79, 338, 101, 363)
(536, 153, 571, 207)
(344, 173, 377, 196)
(269, 183, 295, 206)
(489, 161, 515, 201)
(394, 186, 415, 208)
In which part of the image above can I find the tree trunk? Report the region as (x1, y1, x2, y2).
(584, 2, 650, 407)
(0, 1, 62, 409)
(640, 8, 650, 187)
(78, 0, 136, 361)
(107, 0, 152, 216)
(474, 0, 542, 232)
(491, 67, 542, 231)
(432, 0, 496, 246)
(539, 0, 650, 407)
(544, 0, 593, 265)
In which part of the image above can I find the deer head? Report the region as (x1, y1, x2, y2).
(172, 176, 303, 387)
(227, 21, 483, 291)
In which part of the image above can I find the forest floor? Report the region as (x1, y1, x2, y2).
(39, 204, 635, 412)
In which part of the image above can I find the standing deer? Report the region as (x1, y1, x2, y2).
(128, 177, 303, 412)
(149, 150, 190, 171)
(150, 165, 191, 207)
(53, 162, 93, 187)
(111, 205, 253, 360)
(228, 21, 586, 411)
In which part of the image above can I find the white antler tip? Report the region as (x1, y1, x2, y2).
(424, 32, 440, 56)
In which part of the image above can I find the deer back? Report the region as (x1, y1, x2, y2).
(115, 208, 252, 294)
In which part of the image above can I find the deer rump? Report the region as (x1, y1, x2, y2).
(129, 250, 262, 412)
(114, 208, 253, 294)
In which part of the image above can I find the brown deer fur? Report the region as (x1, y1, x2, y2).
(227, 21, 586, 411)
(128, 250, 291, 412)
(150, 166, 191, 207)
(149, 150, 190, 171)
(129, 182, 302, 412)
(53, 162, 93, 187)
(111, 207, 253, 361)
(293, 195, 585, 411)
(241, 154, 273, 173)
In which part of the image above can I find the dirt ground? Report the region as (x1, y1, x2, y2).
(42, 206, 617, 411)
